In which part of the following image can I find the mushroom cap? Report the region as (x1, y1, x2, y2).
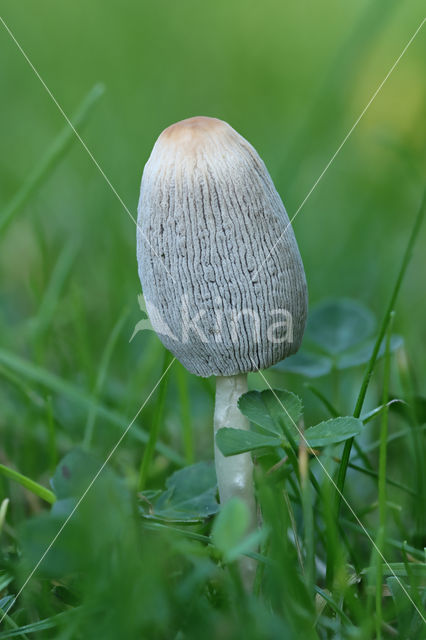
(137, 116, 307, 377)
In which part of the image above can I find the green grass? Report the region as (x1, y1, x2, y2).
(0, 1, 425, 638)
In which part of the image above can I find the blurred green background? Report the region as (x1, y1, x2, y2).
(0, 0, 424, 465)
(1, 0, 425, 362)
(0, 1, 425, 636)
(0, 0, 425, 474)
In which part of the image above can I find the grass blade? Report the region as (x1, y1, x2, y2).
(0, 499, 10, 536)
(0, 610, 74, 639)
(45, 395, 57, 474)
(27, 241, 78, 346)
(396, 348, 426, 539)
(0, 464, 56, 504)
(314, 586, 352, 625)
(138, 349, 174, 490)
(0, 84, 105, 235)
(83, 309, 129, 449)
(335, 192, 425, 512)
(0, 347, 183, 464)
(0, 596, 29, 640)
(299, 436, 314, 593)
(343, 461, 415, 497)
(375, 314, 393, 638)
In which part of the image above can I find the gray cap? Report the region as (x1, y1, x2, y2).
(137, 116, 307, 377)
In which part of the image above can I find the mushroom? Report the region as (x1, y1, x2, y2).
(137, 116, 307, 584)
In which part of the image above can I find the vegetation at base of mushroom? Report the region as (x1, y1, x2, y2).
(1, 290, 426, 638)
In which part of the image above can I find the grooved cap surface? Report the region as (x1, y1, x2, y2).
(137, 116, 308, 377)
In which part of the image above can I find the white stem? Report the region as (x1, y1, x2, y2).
(214, 373, 257, 588)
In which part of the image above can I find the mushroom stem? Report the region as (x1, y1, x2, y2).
(213, 373, 257, 588)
